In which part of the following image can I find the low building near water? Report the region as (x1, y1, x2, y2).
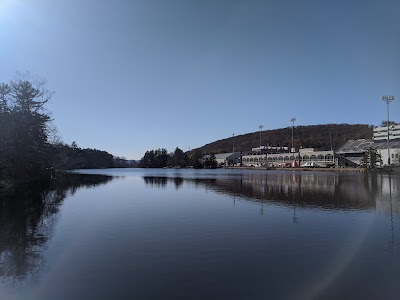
(241, 151, 268, 167)
(240, 148, 336, 167)
(214, 152, 241, 166)
(267, 148, 336, 167)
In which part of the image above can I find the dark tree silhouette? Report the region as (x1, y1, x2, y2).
(0, 74, 125, 186)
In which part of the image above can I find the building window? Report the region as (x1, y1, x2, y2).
(326, 154, 333, 161)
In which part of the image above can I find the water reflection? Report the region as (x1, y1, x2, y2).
(388, 176, 396, 254)
(143, 172, 400, 214)
(0, 174, 113, 285)
(0, 170, 398, 299)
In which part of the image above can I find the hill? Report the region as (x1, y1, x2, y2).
(196, 124, 373, 154)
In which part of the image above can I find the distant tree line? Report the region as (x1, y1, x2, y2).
(139, 147, 217, 169)
(50, 141, 114, 170)
(0, 74, 132, 184)
(380, 121, 399, 127)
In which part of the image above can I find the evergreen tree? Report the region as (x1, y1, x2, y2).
(0, 73, 123, 183)
(0, 74, 53, 179)
(188, 150, 204, 169)
(0, 84, 13, 179)
(204, 154, 218, 169)
(360, 148, 382, 169)
(139, 148, 169, 168)
(167, 147, 186, 167)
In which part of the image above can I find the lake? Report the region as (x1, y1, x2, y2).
(0, 169, 399, 300)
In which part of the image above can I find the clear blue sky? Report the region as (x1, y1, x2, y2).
(1, 0, 399, 159)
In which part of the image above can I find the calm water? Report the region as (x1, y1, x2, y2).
(0, 169, 399, 300)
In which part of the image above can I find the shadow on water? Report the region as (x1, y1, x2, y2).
(0, 173, 114, 286)
(143, 172, 400, 214)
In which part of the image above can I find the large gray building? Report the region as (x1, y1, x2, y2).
(241, 148, 336, 167)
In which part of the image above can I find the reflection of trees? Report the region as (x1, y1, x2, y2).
(143, 176, 185, 190)
(142, 173, 400, 213)
(0, 173, 113, 284)
(388, 176, 395, 253)
(173, 177, 184, 190)
(143, 176, 168, 188)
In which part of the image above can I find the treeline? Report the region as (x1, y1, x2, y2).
(50, 142, 113, 170)
(51, 141, 136, 170)
(0, 74, 131, 184)
(198, 124, 374, 155)
(139, 147, 217, 169)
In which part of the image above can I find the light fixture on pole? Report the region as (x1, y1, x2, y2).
(259, 125, 263, 152)
(381, 96, 395, 166)
(290, 118, 296, 153)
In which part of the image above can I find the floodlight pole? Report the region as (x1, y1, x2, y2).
(381, 96, 395, 166)
(259, 125, 263, 152)
(290, 118, 296, 153)
(290, 117, 296, 167)
(232, 133, 235, 153)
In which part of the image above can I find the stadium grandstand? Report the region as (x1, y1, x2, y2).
(336, 139, 400, 166)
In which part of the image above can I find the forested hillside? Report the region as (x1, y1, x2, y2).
(196, 124, 374, 154)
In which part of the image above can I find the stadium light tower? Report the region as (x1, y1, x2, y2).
(381, 96, 395, 166)
(290, 117, 296, 153)
(259, 125, 263, 152)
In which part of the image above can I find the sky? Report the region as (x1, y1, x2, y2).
(1, 0, 399, 159)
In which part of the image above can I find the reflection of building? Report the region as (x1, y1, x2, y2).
(141, 172, 399, 215)
(375, 176, 400, 215)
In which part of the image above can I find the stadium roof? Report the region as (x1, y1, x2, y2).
(337, 139, 400, 154)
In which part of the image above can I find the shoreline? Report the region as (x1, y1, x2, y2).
(225, 166, 367, 172)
